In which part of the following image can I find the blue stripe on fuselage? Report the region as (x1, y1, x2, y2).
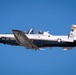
(0, 37, 76, 48)
(0, 38, 18, 45)
(32, 39, 76, 47)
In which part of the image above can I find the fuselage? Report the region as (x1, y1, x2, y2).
(0, 34, 76, 48)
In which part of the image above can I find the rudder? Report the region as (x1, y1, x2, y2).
(69, 24, 76, 41)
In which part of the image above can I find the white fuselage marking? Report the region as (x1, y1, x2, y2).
(0, 34, 68, 41)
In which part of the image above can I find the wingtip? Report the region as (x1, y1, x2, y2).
(12, 30, 22, 32)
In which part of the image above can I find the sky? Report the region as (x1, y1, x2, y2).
(0, 0, 76, 75)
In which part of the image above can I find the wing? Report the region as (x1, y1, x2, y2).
(12, 30, 39, 50)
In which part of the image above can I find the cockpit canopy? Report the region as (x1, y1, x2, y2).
(25, 28, 51, 36)
(26, 28, 44, 34)
(38, 30, 43, 34)
(27, 28, 34, 34)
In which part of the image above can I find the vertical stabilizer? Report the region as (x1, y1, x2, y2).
(69, 24, 76, 41)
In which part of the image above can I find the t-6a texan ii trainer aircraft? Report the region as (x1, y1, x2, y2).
(0, 24, 76, 50)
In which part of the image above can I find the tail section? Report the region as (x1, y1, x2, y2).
(69, 24, 76, 41)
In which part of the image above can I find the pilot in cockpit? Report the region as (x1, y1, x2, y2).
(38, 30, 43, 34)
